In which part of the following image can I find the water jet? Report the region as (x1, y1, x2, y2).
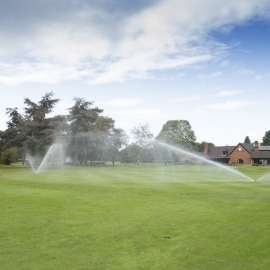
(156, 141, 255, 182)
(27, 143, 64, 174)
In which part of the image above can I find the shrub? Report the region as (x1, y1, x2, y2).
(1, 147, 19, 165)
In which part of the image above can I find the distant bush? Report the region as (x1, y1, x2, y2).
(1, 147, 19, 165)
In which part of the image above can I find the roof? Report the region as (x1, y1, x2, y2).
(259, 146, 270, 151)
(206, 146, 235, 159)
(251, 151, 270, 158)
(200, 143, 270, 160)
(240, 143, 254, 153)
(229, 143, 254, 154)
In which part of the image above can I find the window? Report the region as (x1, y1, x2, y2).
(222, 151, 228, 156)
(237, 159, 244, 164)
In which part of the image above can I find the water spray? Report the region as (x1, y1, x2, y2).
(27, 143, 64, 174)
(156, 141, 255, 182)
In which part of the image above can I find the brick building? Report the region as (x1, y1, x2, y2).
(203, 141, 270, 165)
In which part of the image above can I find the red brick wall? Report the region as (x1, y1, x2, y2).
(230, 145, 252, 165)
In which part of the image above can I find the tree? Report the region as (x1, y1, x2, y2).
(0, 128, 26, 164)
(0, 147, 19, 165)
(6, 92, 60, 158)
(244, 136, 251, 144)
(156, 120, 196, 149)
(67, 97, 103, 166)
(120, 144, 141, 163)
(95, 116, 129, 165)
(94, 116, 116, 162)
(4, 107, 27, 162)
(195, 141, 215, 152)
(155, 120, 196, 164)
(131, 123, 153, 163)
(107, 128, 128, 165)
(262, 130, 270, 146)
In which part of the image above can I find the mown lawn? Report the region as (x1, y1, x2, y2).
(0, 163, 270, 269)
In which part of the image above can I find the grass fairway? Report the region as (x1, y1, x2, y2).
(1, 163, 270, 269)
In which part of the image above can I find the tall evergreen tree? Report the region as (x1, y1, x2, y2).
(5, 92, 60, 159)
(67, 97, 103, 166)
(244, 136, 251, 144)
(262, 131, 270, 146)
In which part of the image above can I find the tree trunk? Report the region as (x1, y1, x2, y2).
(74, 152, 78, 167)
(83, 155, 87, 165)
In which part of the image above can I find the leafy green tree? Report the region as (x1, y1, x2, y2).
(94, 116, 116, 163)
(262, 131, 270, 146)
(94, 116, 129, 165)
(0, 128, 26, 164)
(156, 120, 196, 164)
(4, 107, 27, 162)
(106, 128, 128, 165)
(131, 123, 153, 163)
(156, 120, 196, 149)
(1, 147, 19, 165)
(195, 141, 215, 152)
(244, 136, 251, 144)
(120, 144, 141, 163)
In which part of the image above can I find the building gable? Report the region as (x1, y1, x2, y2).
(230, 143, 252, 165)
(229, 143, 254, 155)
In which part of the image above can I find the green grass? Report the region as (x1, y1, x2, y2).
(1, 163, 270, 269)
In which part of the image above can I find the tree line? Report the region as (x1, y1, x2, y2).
(0, 92, 216, 165)
(0, 93, 127, 165)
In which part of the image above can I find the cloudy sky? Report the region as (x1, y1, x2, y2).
(0, 0, 270, 145)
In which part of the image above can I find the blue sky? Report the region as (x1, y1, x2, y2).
(0, 0, 270, 145)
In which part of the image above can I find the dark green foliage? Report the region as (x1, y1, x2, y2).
(244, 136, 251, 144)
(2, 94, 129, 167)
(5, 92, 61, 157)
(261, 130, 270, 146)
(155, 120, 196, 164)
(156, 120, 196, 149)
(120, 144, 141, 163)
(106, 127, 128, 165)
(67, 98, 104, 165)
(195, 141, 215, 152)
(0, 147, 18, 164)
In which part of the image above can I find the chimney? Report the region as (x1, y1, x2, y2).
(204, 143, 209, 153)
(254, 141, 259, 152)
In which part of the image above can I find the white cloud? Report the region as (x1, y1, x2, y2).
(211, 90, 242, 97)
(198, 71, 222, 79)
(234, 69, 255, 75)
(220, 61, 230, 67)
(105, 98, 142, 107)
(208, 100, 249, 110)
(0, 0, 270, 85)
(255, 73, 270, 80)
(0, 62, 89, 86)
(167, 94, 201, 103)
